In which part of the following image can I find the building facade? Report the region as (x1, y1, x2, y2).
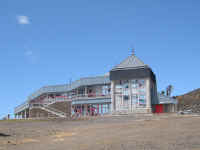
(14, 53, 177, 119)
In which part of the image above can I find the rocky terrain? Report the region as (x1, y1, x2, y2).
(177, 88, 200, 113)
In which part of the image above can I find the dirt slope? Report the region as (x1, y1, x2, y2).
(177, 88, 200, 112)
(1, 115, 200, 150)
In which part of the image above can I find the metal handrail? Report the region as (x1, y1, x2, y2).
(45, 94, 111, 104)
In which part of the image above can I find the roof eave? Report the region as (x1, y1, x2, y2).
(111, 65, 149, 71)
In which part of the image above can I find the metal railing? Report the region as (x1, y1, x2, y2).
(68, 93, 111, 100)
(45, 93, 111, 104)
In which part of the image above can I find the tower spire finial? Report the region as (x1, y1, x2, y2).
(130, 47, 135, 56)
(129, 44, 135, 56)
(132, 47, 135, 56)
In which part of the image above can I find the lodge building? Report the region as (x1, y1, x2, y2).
(14, 52, 177, 118)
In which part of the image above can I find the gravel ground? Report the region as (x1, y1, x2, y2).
(0, 114, 200, 150)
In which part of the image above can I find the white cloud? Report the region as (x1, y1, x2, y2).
(25, 50, 33, 56)
(17, 16, 30, 24)
(24, 49, 37, 64)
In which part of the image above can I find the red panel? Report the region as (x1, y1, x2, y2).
(155, 104, 163, 113)
(97, 104, 99, 114)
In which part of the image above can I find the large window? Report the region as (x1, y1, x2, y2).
(131, 79, 146, 107)
(115, 79, 147, 109)
(122, 80, 129, 101)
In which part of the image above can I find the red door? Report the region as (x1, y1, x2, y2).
(155, 104, 163, 113)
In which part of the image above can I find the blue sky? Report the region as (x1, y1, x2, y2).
(0, 0, 200, 118)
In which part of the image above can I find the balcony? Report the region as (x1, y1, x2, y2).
(71, 93, 111, 100)
(35, 93, 111, 104)
(15, 93, 111, 112)
(14, 102, 29, 114)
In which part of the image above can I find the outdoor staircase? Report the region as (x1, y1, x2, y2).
(30, 104, 67, 118)
(41, 105, 67, 118)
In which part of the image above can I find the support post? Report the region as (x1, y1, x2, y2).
(85, 86, 87, 97)
(111, 81, 115, 113)
(129, 80, 133, 112)
(25, 109, 26, 119)
(146, 78, 152, 113)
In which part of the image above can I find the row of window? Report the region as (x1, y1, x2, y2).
(115, 79, 147, 108)
(92, 103, 111, 114)
(72, 103, 111, 115)
(116, 79, 146, 89)
(122, 95, 146, 107)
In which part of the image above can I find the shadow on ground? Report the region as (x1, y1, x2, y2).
(0, 133, 10, 137)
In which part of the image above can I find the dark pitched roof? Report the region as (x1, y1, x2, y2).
(27, 75, 110, 101)
(15, 75, 111, 113)
(111, 55, 148, 71)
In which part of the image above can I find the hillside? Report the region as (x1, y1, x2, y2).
(177, 88, 200, 113)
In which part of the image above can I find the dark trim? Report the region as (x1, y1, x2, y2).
(109, 67, 156, 82)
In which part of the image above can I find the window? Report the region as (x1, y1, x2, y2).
(116, 95, 123, 105)
(102, 104, 109, 114)
(123, 95, 129, 100)
(102, 85, 109, 95)
(123, 90, 129, 96)
(138, 80, 145, 88)
(138, 94, 146, 107)
(139, 99, 146, 107)
(122, 80, 129, 89)
(116, 85, 122, 89)
(132, 94, 138, 105)
(108, 104, 111, 112)
(116, 84, 122, 93)
(131, 80, 138, 89)
(139, 88, 146, 94)
(139, 95, 146, 99)
(131, 79, 146, 89)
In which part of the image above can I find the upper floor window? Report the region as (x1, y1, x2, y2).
(122, 80, 129, 89)
(102, 85, 110, 95)
(131, 79, 146, 89)
(131, 80, 138, 89)
(138, 80, 145, 88)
